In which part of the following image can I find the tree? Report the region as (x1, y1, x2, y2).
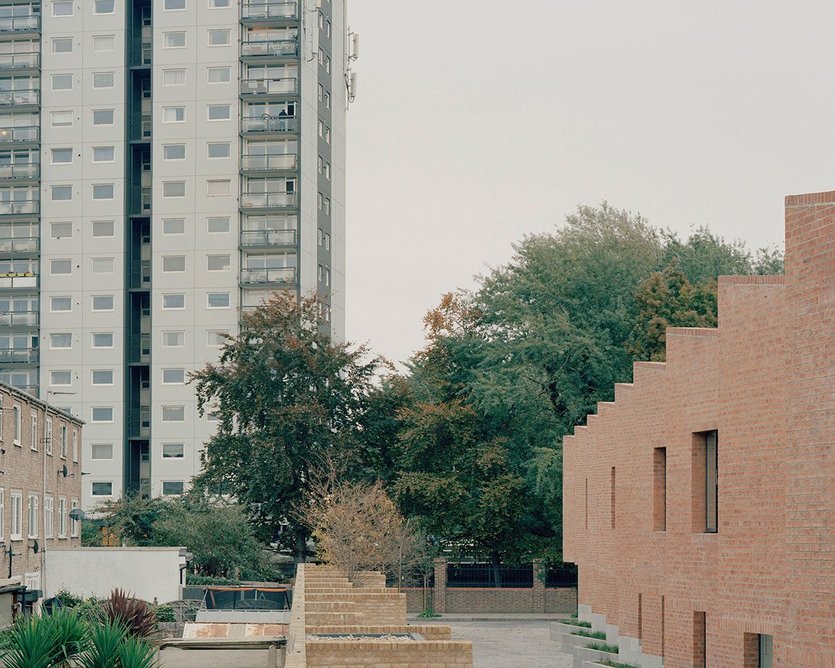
(190, 293, 381, 562)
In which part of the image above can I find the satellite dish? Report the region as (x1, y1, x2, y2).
(59, 465, 68, 478)
(31, 540, 39, 554)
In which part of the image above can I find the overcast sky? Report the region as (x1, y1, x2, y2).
(344, 0, 835, 365)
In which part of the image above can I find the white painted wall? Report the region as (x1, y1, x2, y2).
(45, 547, 186, 603)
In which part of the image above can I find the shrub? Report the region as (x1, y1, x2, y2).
(78, 617, 129, 668)
(116, 635, 161, 668)
(100, 589, 157, 639)
(600, 661, 641, 668)
(561, 618, 592, 628)
(587, 641, 619, 653)
(185, 574, 241, 586)
(573, 629, 606, 639)
(417, 608, 441, 618)
(154, 605, 176, 624)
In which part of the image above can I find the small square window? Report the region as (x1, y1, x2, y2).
(91, 295, 114, 311)
(50, 370, 72, 386)
(92, 109, 115, 126)
(91, 443, 113, 460)
(164, 32, 186, 48)
(94, 0, 115, 13)
(52, 37, 73, 53)
(163, 144, 186, 160)
(162, 69, 186, 86)
(52, 1, 74, 17)
(92, 184, 115, 200)
(207, 217, 230, 233)
(162, 294, 185, 310)
(91, 482, 113, 496)
(50, 297, 72, 312)
(162, 181, 186, 198)
(162, 481, 184, 496)
(164, 0, 186, 9)
(162, 256, 185, 272)
(207, 142, 230, 158)
(207, 67, 231, 83)
(207, 104, 231, 121)
(162, 107, 185, 123)
(50, 333, 72, 349)
(91, 369, 114, 385)
(92, 72, 115, 89)
(207, 29, 231, 46)
(207, 293, 230, 309)
(162, 443, 184, 458)
(92, 35, 115, 52)
(207, 179, 230, 196)
(162, 331, 184, 347)
(92, 220, 115, 237)
(162, 218, 185, 235)
(209, 0, 230, 6)
(207, 255, 231, 271)
(91, 258, 113, 273)
(92, 146, 115, 162)
(91, 407, 114, 423)
(162, 369, 185, 384)
(92, 332, 114, 348)
(52, 74, 73, 91)
(51, 111, 73, 128)
(51, 148, 73, 164)
(161, 406, 185, 422)
(51, 259, 72, 275)
(51, 222, 72, 239)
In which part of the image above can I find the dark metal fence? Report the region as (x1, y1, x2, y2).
(447, 563, 533, 588)
(545, 564, 578, 588)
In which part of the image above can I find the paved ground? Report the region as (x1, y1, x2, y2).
(422, 619, 573, 668)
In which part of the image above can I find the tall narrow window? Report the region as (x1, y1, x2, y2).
(610, 467, 616, 529)
(693, 611, 706, 667)
(654, 447, 667, 531)
(705, 431, 718, 533)
(661, 595, 665, 658)
(758, 634, 773, 668)
(637, 593, 642, 640)
(584, 478, 588, 530)
(744, 633, 773, 668)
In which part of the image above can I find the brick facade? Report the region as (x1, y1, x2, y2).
(0, 382, 83, 616)
(563, 191, 835, 667)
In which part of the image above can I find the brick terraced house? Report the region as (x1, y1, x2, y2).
(0, 380, 82, 623)
(563, 191, 835, 667)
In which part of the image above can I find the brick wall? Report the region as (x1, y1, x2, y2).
(0, 383, 83, 596)
(563, 192, 835, 666)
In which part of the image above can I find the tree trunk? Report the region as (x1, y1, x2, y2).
(294, 527, 307, 565)
(490, 551, 502, 588)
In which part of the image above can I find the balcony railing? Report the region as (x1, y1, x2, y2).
(130, 260, 151, 290)
(0, 126, 38, 143)
(0, 53, 39, 70)
(240, 78, 298, 96)
(241, 39, 298, 58)
(0, 273, 36, 289)
(0, 16, 39, 33)
(240, 228, 296, 247)
(241, 115, 297, 133)
(0, 310, 36, 327)
(0, 237, 37, 253)
(0, 348, 37, 364)
(240, 266, 296, 285)
(240, 153, 297, 172)
(240, 192, 296, 209)
(241, 2, 298, 20)
(0, 199, 37, 215)
(0, 163, 38, 180)
(0, 89, 38, 106)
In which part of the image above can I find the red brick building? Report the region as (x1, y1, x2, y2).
(563, 191, 835, 667)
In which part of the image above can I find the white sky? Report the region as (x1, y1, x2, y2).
(344, 0, 835, 364)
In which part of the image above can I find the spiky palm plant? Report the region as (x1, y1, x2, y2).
(100, 589, 157, 639)
(77, 616, 128, 668)
(0, 616, 62, 668)
(116, 636, 160, 668)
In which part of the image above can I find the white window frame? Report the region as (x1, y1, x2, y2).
(30, 414, 37, 451)
(70, 499, 79, 537)
(12, 405, 20, 446)
(45, 417, 53, 456)
(44, 495, 54, 539)
(27, 493, 38, 539)
(10, 491, 22, 540)
(57, 497, 67, 538)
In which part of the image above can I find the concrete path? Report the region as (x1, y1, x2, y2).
(420, 619, 573, 668)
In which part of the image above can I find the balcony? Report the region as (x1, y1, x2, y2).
(0, 16, 39, 34)
(240, 228, 296, 248)
(241, 115, 297, 134)
(127, 332, 151, 365)
(0, 163, 38, 180)
(0, 310, 36, 327)
(0, 126, 38, 144)
(240, 191, 296, 209)
(241, 39, 298, 58)
(241, 2, 298, 21)
(129, 260, 151, 290)
(240, 266, 296, 286)
(0, 237, 37, 254)
(0, 89, 38, 107)
(0, 347, 37, 364)
(0, 272, 36, 289)
(0, 199, 37, 216)
(240, 153, 297, 173)
(0, 52, 39, 70)
(240, 77, 298, 97)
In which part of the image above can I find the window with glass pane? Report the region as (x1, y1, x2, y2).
(705, 431, 718, 532)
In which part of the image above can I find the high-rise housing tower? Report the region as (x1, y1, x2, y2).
(0, 0, 350, 508)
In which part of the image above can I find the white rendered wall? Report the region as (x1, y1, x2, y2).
(329, 0, 347, 343)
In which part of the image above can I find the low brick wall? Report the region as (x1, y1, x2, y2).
(305, 639, 472, 666)
(404, 586, 576, 613)
(307, 625, 451, 640)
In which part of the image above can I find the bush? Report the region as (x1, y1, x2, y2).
(561, 618, 592, 628)
(599, 662, 640, 668)
(100, 589, 157, 639)
(587, 641, 619, 654)
(417, 608, 441, 618)
(185, 574, 241, 586)
(572, 629, 606, 639)
(154, 605, 176, 624)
